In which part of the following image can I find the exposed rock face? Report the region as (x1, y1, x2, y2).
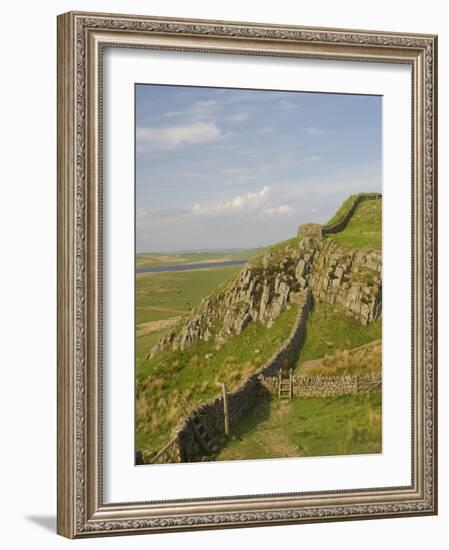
(149, 224, 382, 358)
(308, 239, 382, 325)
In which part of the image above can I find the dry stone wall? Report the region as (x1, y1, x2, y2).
(259, 372, 381, 398)
(149, 291, 312, 463)
(322, 192, 382, 235)
(149, 434, 183, 465)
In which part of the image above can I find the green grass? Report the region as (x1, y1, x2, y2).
(298, 301, 382, 364)
(215, 391, 382, 461)
(136, 250, 260, 269)
(136, 331, 167, 360)
(250, 236, 300, 268)
(135, 266, 242, 367)
(327, 199, 382, 250)
(299, 340, 382, 377)
(136, 305, 299, 455)
(325, 194, 358, 227)
(136, 266, 240, 327)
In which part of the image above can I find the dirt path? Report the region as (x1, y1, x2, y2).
(216, 398, 301, 461)
(258, 401, 301, 458)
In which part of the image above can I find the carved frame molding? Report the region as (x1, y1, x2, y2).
(57, 11, 437, 538)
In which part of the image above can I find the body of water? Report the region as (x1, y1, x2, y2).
(136, 259, 247, 274)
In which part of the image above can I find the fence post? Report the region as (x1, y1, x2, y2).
(289, 368, 293, 398)
(217, 382, 229, 437)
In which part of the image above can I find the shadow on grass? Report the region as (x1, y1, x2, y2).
(211, 388, 274, 459)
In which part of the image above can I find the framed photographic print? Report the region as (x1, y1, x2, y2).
(57, 11, 438, 538)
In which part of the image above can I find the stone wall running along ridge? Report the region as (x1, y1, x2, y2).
(148, 290, 312, 464)
(322, 192, 382, 235)
(151, 193, 382, 360)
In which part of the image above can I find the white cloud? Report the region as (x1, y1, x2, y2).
(163, 111, 185, 118)
(263, 205, 294, 215)
(182, 170, 201, 177)
(220, 167, 246, 175)
(193, 185, 271, 214)
(305, 127, 324, 136)
(192, 186, 294, 218)
(137, 121, 222, 150)
(137, 207, 192, 224)
(277, 99, 298, 110)
(226, 112, 249, 123)
(304, 155, 322, 162)
(194, 99, 219, 110)
(163, 99, 219, 119)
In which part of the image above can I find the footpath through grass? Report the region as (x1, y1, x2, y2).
(215, 298, 382, 462)
(215, 391, 382, 461)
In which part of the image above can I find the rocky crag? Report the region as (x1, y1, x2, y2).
(149, 193, 382, 358)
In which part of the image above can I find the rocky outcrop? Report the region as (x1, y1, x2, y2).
(149, 200, 382, 358)
(308, 240, 382, 325)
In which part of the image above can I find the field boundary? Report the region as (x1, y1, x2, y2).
(148, 290, 312, 464)
(259, 372, 382, 398)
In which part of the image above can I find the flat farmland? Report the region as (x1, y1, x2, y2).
(136, 250, 260, 270)
(135, 265, 242, 360)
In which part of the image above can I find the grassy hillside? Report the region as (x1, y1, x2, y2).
(325, 194, 358, 226)
(327, 198, 382, 250)
(136, 266, 241, 360)
(136, 305, 299, 455)
(136, 267, 241, 326)
(298, 340, 381, 377)
(249, 236, 300, 268)
(215, 391, 381, 461)
(215, 302, 382, 462)
(297, 301, 382, 365)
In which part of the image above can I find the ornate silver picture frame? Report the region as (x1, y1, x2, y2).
(57, 11, 437, 538)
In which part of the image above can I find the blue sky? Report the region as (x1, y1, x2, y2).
(136, 84, 382, 252)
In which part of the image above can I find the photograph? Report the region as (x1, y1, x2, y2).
(135, 85, 383, 465)
(55, 9, 437, 538)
